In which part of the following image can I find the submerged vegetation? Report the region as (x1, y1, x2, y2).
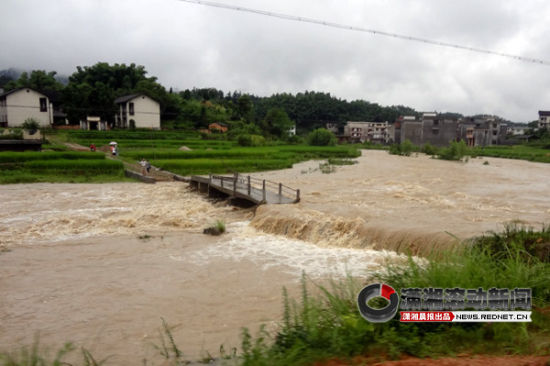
(437, 140, 469, 161)
(203, 220, 226, 236)
(388, 139, 416, 156)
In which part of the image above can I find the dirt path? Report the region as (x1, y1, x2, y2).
(317, 355, 550, 366)
(63, 142, 90, 151)
(56, 137, 175, 182)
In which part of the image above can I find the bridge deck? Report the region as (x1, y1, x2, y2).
(190, 174, 299, 205)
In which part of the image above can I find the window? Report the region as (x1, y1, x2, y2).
(129, 102, 135, 116)
(39, 98, 47, 112)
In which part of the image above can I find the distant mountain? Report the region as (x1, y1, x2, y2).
(0, 68, 22, 88)
(0, 68, 69, 89)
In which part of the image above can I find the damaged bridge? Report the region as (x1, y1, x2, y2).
(189, 173, 300, 205)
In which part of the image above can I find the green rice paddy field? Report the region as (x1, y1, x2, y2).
(0, 151, 127, 184)
(62, 131, 361, 177)
(9, 130, 550, 184)
(0, 131, 361, 183)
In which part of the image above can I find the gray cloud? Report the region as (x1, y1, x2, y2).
(1, 0, 549, 121)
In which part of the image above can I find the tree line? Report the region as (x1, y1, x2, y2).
(0, 63, 420, 138)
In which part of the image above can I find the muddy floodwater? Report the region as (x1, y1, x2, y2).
(1, 150, 550, 363)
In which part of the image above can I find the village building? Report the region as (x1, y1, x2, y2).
(397, 113, 508, 147)
(393, 116, 416, 144)
(507, 125, 527, 136)
(342, 121, 393, 144)
(399, 113, 459, 147)
(0, 87, 53, 128)
(538, 111, 550, 130)
(458, 115, 506, 147)
(80, 116, 108, 131)
(114, 94, 160, 129)
(208, 122, 228, 133)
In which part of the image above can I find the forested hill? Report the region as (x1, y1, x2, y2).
(251, 91, 419, 130)
(2, 63, 424, 132)
(183, 88, 420, 133)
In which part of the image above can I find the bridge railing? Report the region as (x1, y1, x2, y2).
(209, 173, 300, 202)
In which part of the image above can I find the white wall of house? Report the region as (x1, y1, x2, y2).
(124, 95, 160, 129)
(1, 89, 52, 127)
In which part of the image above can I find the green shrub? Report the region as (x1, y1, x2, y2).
(21, 118, 40, 132)
(307, 128, 336, 146)
(237, 134, 253, 147)
(250, 134, 266, 146)
(285, 134, 304, 145)
(438, 140, 469, 161)
(472, 224, 550, 264)
(0, 129, 23, 140)
(389, 139, 415, 156)
(422, 142, 439, 155)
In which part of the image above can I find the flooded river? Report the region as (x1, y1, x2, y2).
(1, 150, 550, 363)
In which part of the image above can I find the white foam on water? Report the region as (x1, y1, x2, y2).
(0, 183, 236, 246)
(186, 222, 409, 279)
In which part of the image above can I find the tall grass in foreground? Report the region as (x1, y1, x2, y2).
(0, 340, 108, 366)
(241, 226, 550, 366)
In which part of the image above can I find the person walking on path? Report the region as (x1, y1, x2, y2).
(140, 158, 147, 176)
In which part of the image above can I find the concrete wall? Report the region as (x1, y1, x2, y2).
(400, 121, 423, 145)
(3, 89, 51, 127)
(421, 118, 458, 147)
(127, 95, 160, 129)
(344, 121, 391, 143)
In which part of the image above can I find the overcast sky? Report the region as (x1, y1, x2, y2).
(1, 0, 549, 122)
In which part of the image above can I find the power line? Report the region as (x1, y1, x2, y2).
(176, 0, 550, 66)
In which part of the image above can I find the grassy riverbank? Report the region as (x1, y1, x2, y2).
(387, 139, 550, 164)
(239, 226, 550, 365)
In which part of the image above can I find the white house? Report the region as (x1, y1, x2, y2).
(80, 116, 108, 131)
(114, 94, 160, 129)
(288, 125, 296, 136)
(0, 88, 53, 128)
